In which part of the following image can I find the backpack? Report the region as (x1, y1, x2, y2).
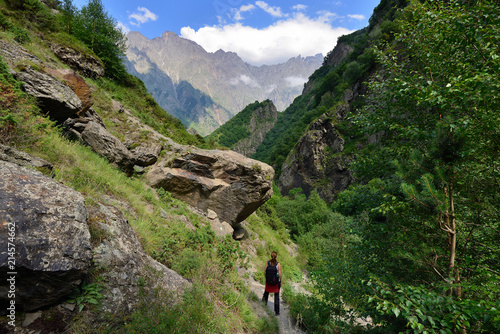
(265, 261, 280, 285)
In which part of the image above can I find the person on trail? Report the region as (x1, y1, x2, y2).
(262, 251, 282, 315)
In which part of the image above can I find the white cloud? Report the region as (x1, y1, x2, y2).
(292, 4, 307, 11)
(129, 7, 158, 27)
(348, 14, 365, 20)
(116, 21, 130, 34)
(230, 74, 261, 88)
(285, 76, 308, 88)
(234, 4, 255, 21)
(180, 13, 352, 66)
(255, 1, 286, 18)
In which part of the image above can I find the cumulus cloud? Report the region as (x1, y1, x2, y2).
(180, 13, 352, 66)
(255, 1, 286, 18)
(348, 14, 365, 20)
(285, 76, 308, 88)
(129, 7, 158, 26)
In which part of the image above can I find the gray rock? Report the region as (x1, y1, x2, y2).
(0, 161, 92, 313)
(0, 144, 53, 171)
(51, 44, 105, 78)
(210, 219, 234, 238)
(89, 203, 190, 314)
(81, 121, 136, 174)
(16, 67, 82, 122)
(147, 149, 274, 227)
(132, 143, 162, 166)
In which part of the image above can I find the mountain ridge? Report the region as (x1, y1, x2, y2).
(125, 30, 322, 135)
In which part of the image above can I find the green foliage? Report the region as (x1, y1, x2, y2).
(206, 100, 273, 148)
(367, 277, 500, 333)
(71, 0, 127, 80)
(67, 281, 104, 312)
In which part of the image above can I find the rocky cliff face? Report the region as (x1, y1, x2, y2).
(278, 89, 358, 203)
(125, 31, 322, 135)
(232, 102, 278, 157)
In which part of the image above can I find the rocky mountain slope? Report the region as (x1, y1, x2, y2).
(125, 31, 322, 135)
(0, 2, 298, 332)
(206, 100, 278, 157)
(253, 0, 408, 203)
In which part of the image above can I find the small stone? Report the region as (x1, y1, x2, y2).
(207, 209, 218, 220)
(22, 311, 42, 327)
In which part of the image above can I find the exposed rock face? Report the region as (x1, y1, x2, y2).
(278, 87, 361, 203)
(132, 143, 162, 167)
(0, 161, 93, 313)
(0, 144, 53, 171)
(231, 101, 278, 157)
(80, 121, 136, 174)
(50, 44, 105, 78)
(16, 67, 82, 122)
(147, 149, 274, 227)
(44, 68, 93, 115)
(89, 203, 190, 314)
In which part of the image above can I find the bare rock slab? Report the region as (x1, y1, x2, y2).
(0, 161, 92, 313)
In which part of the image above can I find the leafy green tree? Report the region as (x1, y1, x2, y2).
(72, 0, 127, 79)
(352, 0, 500, 331)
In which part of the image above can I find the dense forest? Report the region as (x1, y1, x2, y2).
(261, 0, 500, 332)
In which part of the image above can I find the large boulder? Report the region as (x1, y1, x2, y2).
(89, 203, 190, 313)
(0, 161, 93, 313)
(16, 67, 82, 122)
(147, 149, 274, 227)
(80, 121, 136, 174)
(50, 44, 105, 78)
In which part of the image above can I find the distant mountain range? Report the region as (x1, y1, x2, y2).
(125, 31, 323, 136)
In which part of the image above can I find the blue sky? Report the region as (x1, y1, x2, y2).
(72, 0, 381, 65)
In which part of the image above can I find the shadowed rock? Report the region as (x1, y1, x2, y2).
(81, 121, 136, 174)
(0, 161, 92, 313)
(16, 67, 82, 122)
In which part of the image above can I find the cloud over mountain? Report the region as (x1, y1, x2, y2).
(180, 12, 352, 66)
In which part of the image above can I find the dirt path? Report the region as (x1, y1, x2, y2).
(250, 280, 305, 334)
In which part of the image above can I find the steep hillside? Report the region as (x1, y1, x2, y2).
(0, 1, 304, 333)
(206, 100, 278, 157)
(253, 0, 408, 202)
(125, 31, 322, 135)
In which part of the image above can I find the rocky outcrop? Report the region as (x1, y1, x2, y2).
(131, 143, 162, 167)
(278, 87, 361, 203)
(80, 121, 136, 174)
(0, 144, 53, 171)
(50, 44, 105, 78)
(147, 149, 274, 227)
(231, 101, 278, 157)
(44, 68, 93, 115)
(0, 161, 93, 313)
(16, 67, 82, 122)
(89, 203, 190, 314)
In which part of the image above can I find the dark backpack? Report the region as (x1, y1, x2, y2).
(265, 261, 279, 285)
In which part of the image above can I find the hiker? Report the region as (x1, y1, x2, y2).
(262, 251, 281, 315)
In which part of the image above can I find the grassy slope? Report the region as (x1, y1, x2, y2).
(0, 2, 303, 333)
